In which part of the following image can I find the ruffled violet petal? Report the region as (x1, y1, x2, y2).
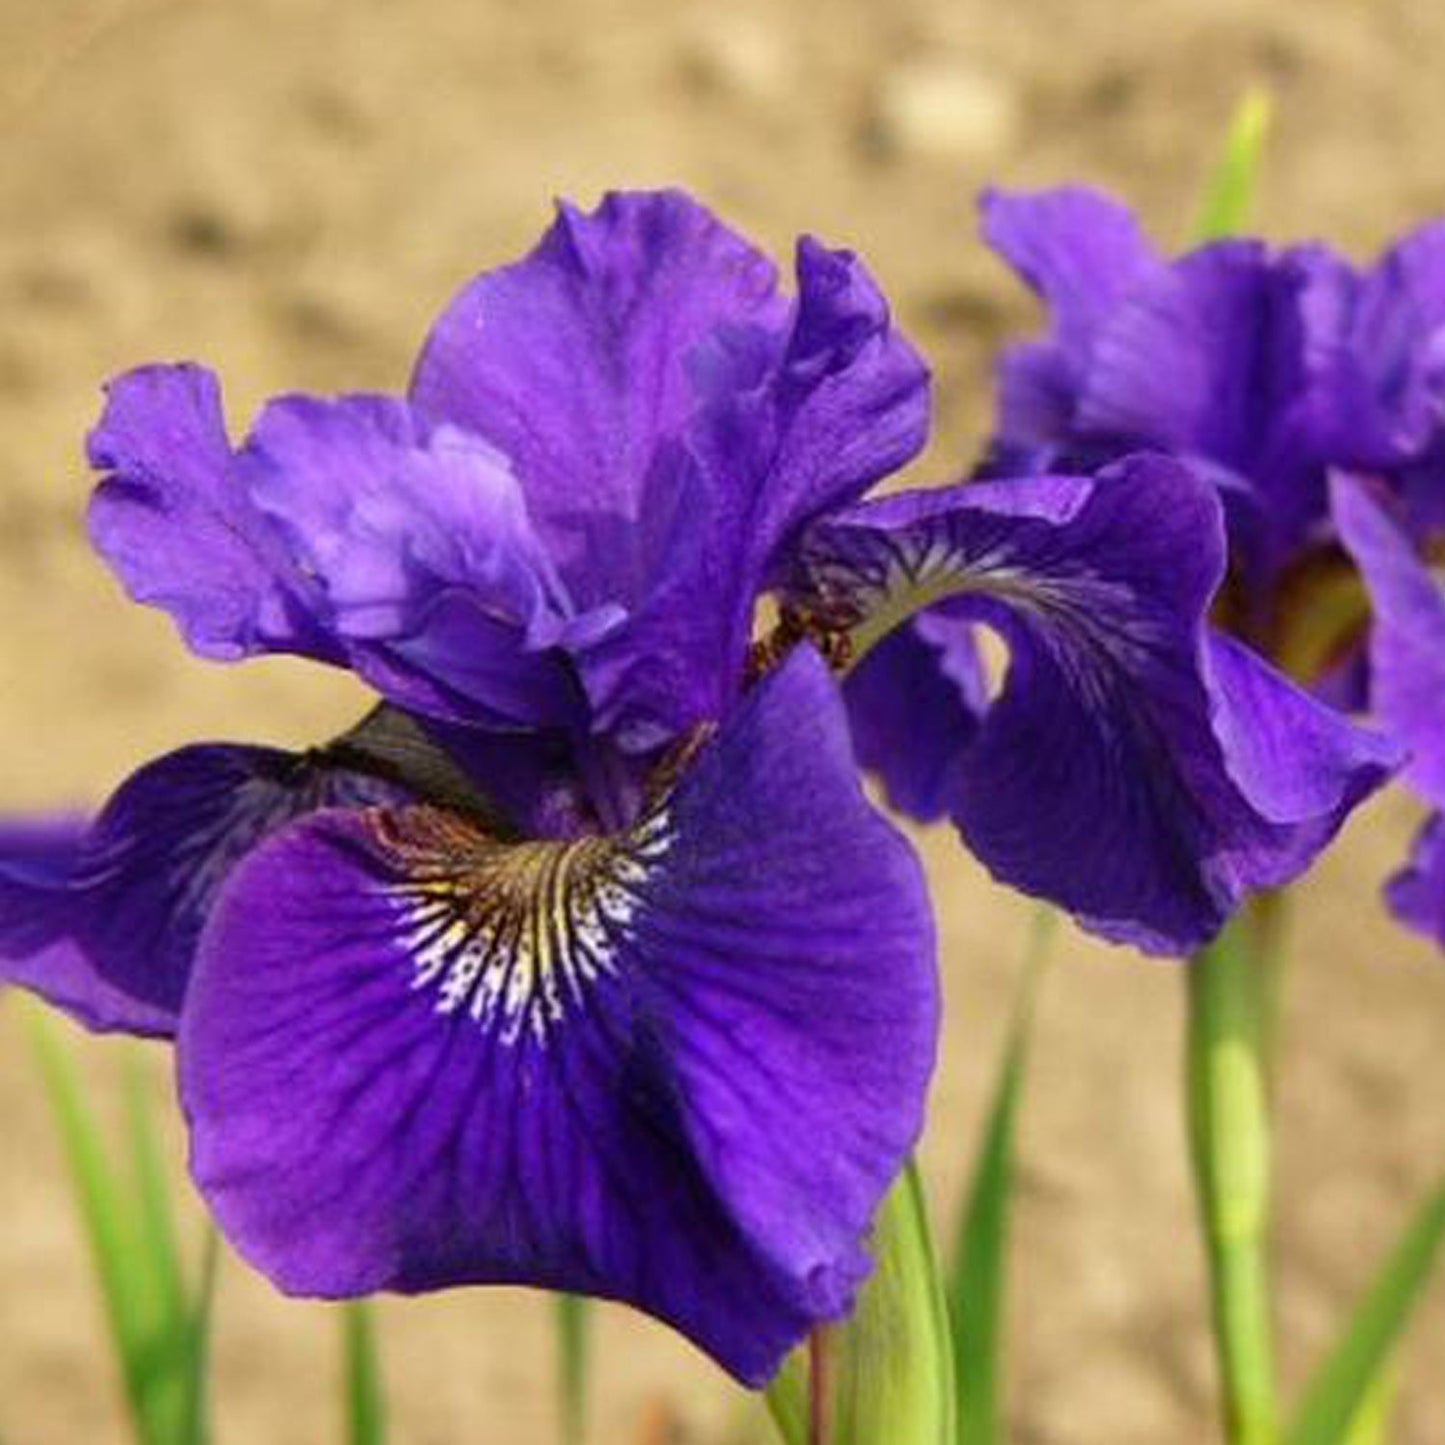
(241, 394, 617, 729)
(88, 364, 341, 664)
(412, 190, 928, 747)
(980, 185, 1159, 446)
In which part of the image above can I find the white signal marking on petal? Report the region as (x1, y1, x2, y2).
(379, 806, 675, 1047)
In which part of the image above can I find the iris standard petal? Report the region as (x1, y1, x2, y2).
(409, 189, 786, 601)
(241, 393, 616, 730)
(179, 648, 937, 1384)
(1076, 242, 1328, 582)
(1332, 472, 1445, 805)
(87, 364, 340, 663)
(1337, 219, 1445, 466)
(0, 744, 397, 1035)
(410, 191, 927, 750)
(586, 237, 932, 748)
(795, 455, 1400, 953)
(980, 185, 1159, 445)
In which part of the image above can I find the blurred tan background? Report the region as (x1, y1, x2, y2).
(2, 0, 1445, 1440)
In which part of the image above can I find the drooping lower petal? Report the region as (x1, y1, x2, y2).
(179, 648, 937, 1384)
(796, 455, 1401, 953)
(87, 364, 341, 664)
(0, 816, 175, 1035)
(0, 745, 398, 1036)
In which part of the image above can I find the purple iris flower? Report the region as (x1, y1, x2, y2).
(0, 190, 942, 1384)
(0, 182, 1405, 1376)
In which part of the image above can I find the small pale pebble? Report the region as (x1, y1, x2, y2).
(681, 14, 792, 106)
(872, 58, 1021, 163)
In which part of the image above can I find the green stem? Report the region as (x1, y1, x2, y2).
(1187, 908, 1279, 1445)
(765, 1160, 956, 1445)
(554, 1295, 589, 1445)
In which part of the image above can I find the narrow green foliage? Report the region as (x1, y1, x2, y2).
(26, 1007, 216, 1445)
(1194, 89, 1273, 241)
(766, 1161, 956, 1445)
(343, 1302, 387, 1445)
(1187, 914, 1278, 1445)
(554, 1294, 590, 1445)
(949, 907, 1055, 1445)
(1341, 1368, 1397, 1445)
(1286, 1174, 1445, 1445)
(179, 1233, 219, 1445)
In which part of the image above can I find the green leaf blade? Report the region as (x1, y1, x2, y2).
(1287, 1174, 1445, 1445)
(1194, 89, 1273, 242)
(949, 907, 1054, 1445)
(26, 1008, 161, 1443)
(1187, 912, 1279, 1445)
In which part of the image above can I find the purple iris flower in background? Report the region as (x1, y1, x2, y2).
(965, 183, 1445, 948)
(0, 189, 941, 1384)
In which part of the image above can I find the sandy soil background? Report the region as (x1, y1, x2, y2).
(2, 0, 1445, 1441)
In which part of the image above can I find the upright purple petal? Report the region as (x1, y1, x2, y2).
(1077, 243, 1328, 583)
(981, 186, 1159, 445)
(410, 191, 928, 749)
(0, 744, 398, 1036)
(87, 365, 340, 664)
(1344, 220, 1445, 464)
(796, 455, 1401, 953)
(409, 189, 786, 601)
(588, 237, 931, 748)
(179, 649, 937, 1384)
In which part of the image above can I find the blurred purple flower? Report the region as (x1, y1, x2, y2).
(973, 185, 1445, 949)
